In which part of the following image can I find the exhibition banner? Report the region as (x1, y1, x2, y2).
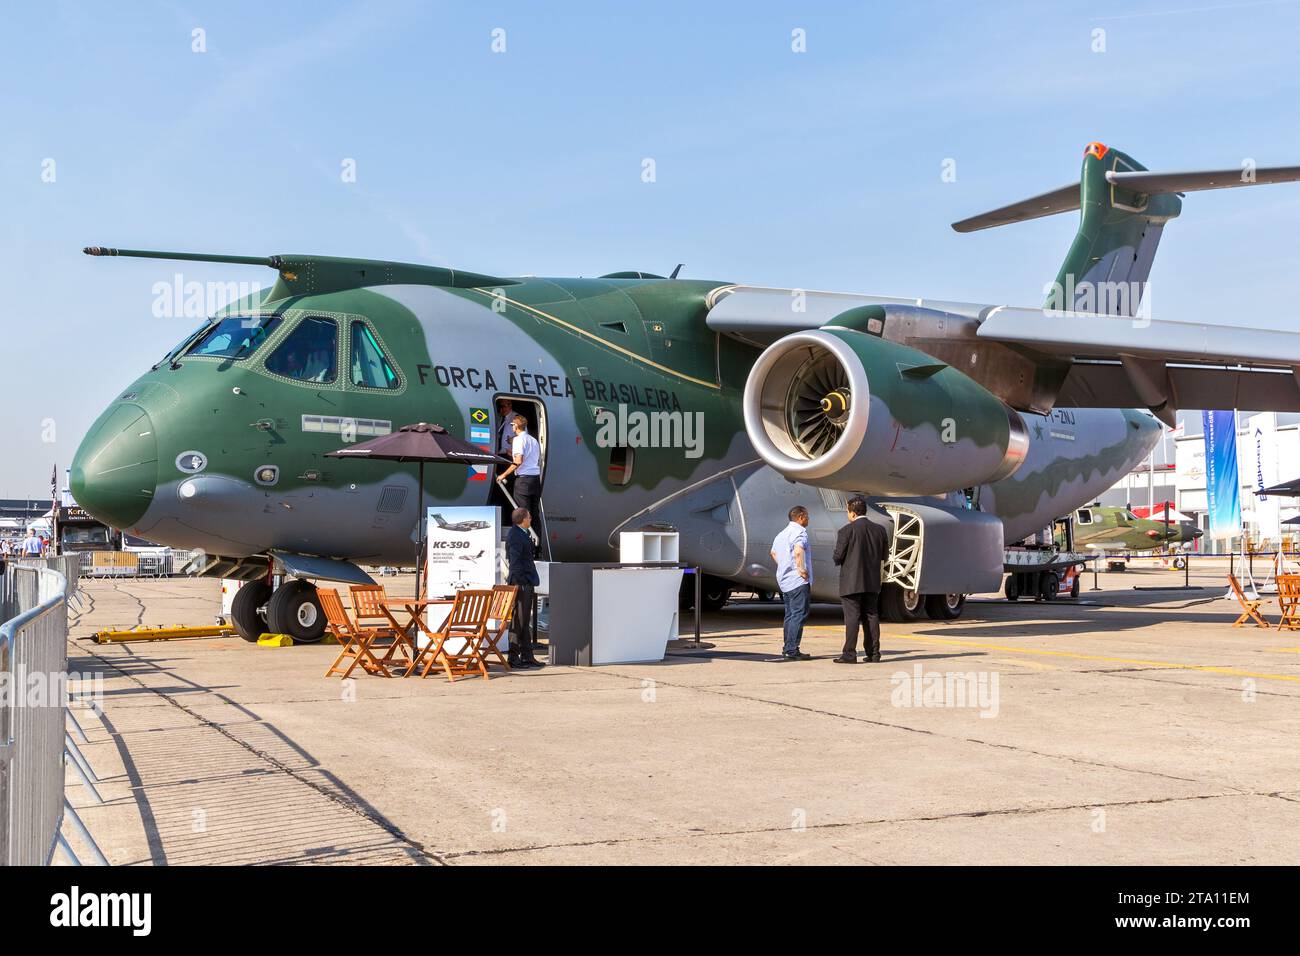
(1249, 412, 1280, 540)
(1202, 410, 1241, 541)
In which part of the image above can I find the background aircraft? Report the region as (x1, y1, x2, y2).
(72, 143, 1300, 641)
(1068, 505, 1202, 552)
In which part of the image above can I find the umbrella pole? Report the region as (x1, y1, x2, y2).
(415, 462, 425, 599)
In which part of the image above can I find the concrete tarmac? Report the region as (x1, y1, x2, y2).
(61, 562, 1300, 865)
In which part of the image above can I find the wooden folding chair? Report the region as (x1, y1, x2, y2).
(479, 585, 518, 670)
(348, 583, 410, 669)
(321, 588, 392, 678)
(1228, 573, 1271, 629)
(408, 589, 493, 681)
(1275, 574, 1300, 630)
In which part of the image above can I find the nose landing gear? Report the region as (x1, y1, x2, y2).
(228, 577, 326, 644)
(266, 579, 327, 644)
(230, 580, 272, 643)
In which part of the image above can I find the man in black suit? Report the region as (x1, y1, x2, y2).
(832, 495, 889, 663)
(506, 507, 544, 669)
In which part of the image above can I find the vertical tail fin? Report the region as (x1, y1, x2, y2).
(953, 142, 1300, 316)
(1049, 143, 1181, 316)
(952, 143, 1300, 424)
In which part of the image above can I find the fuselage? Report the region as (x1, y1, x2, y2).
(71, 276, 1160, 599)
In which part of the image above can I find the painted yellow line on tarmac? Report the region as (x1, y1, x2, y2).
(807, 626, 1300, 683)
(992, 658, 1059, 671)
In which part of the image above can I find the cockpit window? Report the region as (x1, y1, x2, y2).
(349, 321, 400, 389)
(155, 320, 211, 368)
(186, 316, 282, 360)
(265, 316, 338, 384)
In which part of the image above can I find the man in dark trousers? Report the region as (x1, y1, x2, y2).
(505, 507, 545, 669)
(832, 496, 889, 663)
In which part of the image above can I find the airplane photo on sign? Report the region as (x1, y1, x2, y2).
(430, 513, 493, 533)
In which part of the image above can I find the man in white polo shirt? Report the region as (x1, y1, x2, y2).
(498, 414, 542, 545)
(769, 505, 813, 661)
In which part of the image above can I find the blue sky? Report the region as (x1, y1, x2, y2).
(3, 0, 1300, 495)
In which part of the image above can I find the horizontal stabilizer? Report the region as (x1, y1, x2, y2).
(950, 183, 1080, 233)
(952, 150, 1300, 234)
(1106, 165, 1300, 194)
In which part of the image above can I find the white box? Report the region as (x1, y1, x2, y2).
(618, 531, 680, 564)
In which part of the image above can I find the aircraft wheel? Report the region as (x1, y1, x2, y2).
(1039, 571, 1059, 602)
(925, 593, 966, 620)
(231, 580, 272, 643)
(901, 586, 927, 620)
(881, 584, 926, 622)
(700, 575, 732, 612)
(1004, 574, 1020, 602)
(266, 579, 326, 644)
(1172, 555, 1187, 570)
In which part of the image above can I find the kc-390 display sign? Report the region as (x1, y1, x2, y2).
(424, 506, 499, 597)
(422, 505, 503, 653)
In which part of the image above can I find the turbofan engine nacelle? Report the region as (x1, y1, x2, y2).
(742, 328, 1029, 495)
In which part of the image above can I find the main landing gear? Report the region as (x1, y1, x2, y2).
(230, 577, 326, 644)
(878, 583, 967, 622)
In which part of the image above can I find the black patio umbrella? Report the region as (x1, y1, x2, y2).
(1261, 478, 1300, 497)
(326, 422, 508, 598)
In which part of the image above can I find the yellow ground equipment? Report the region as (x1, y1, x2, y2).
(258, 633, 339, 647)
(90, 624, 234, 644)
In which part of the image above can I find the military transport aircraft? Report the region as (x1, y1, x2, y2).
(430, 514, 492, 533)
(73, 143, 1300, 641)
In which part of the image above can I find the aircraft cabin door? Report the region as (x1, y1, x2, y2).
(490, 396, 550, 559)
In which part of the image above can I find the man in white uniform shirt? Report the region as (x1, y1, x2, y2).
(498, 414, 542, 548)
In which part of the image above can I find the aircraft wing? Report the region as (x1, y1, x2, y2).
(976, 307, 1300, 415)
(704, 285, 988, 345)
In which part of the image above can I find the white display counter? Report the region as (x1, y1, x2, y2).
(542, 562, 683, 666)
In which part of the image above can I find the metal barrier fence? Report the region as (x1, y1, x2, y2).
(0, 557, 103, 865)
(1, 562, 68, 864)
(66, 548, 201, 579)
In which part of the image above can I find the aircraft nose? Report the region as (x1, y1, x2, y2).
(70, 403, 158, 530)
